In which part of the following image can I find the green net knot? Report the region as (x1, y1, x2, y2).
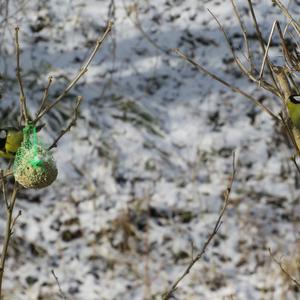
(22, 124, 45, 170)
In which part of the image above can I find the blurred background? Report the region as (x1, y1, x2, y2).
(0, 0, 300, 299)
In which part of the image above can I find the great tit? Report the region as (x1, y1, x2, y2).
(287, 95, 300, 130)
(0, 124, 44, 159)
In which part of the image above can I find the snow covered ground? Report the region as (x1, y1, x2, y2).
(0, 0, 300, 299)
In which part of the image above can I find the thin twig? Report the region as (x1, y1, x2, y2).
(102, 0, 117, 98)
(247, 0, 279, 92)
(162, 153, 237, 300)
(122, 1, 170, 55)
(269, 248, 300, 288)
(272, 0, 300, 36)
(290, 155, 300, 175)
(11, 210, 22, 231)
(35, 76, 53, 118)
(0, 170, 9, 209)
(0, 182, 19, 297)
(174, 48, 280, 121)
(283, 20, 292, 37)
(34, 21, 113, 123)
(51, 269, 68, 300)
(287, 73, 300, 95)
(207, 9, 279, 97)
(258, 20, 278, 82)
(258, 21, 297, 97)
(0, 170, 13, 182)
(230, 0, 254, 72)
(15, 26, 29, 125)
(48, 96, 83, 150)
(143, 191, 151, 300)
(277, 22, 300, 73)
(285, 26, 300, 52)
(0, 0, 31, 26)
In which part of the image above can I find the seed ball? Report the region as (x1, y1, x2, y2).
(13, 144, 58, 189)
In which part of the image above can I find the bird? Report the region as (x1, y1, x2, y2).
(287, 95, 300, 130)
(0, 124, 44, 159)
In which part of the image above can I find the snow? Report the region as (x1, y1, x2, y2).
(0, 0, 300, 299)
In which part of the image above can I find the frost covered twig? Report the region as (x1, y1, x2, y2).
(162, 153, 237, 300)
(48, 96, 83, 150)
(269, 248, 300, 288)
(34, 21, 113, 123)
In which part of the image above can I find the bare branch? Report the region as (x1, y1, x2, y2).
(122, 1, 170, 55)
(51, 270, 68, 300)
(0, 170, 9, 209)
(276, 22, 300, 73)
(0, 17, 112, 300)
(34, 21, 113, 123)
(15, 26, 29, 125)
(0, 170, 13, 182)
(247, 0, 279, 91)
(269, 248, 300, 288)
(207, 9, 279, 97)
(230, 0, 254, 72)
(162, 153, 237, 300)
(287, 73, 300, 95)
(258, 21, 278, 82)
(290, 155, 300, 175)
(11, 210, 22, 231)
(272, 0, 300, 36)
(35, 76, 53, 118)
(174, 48, 280, 121)
(0, 182, 19, 296)
(48, 96, 83, 150)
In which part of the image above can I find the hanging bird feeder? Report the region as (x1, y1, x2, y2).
(13, 124, 58, 189)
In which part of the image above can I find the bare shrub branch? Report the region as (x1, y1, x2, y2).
(174, 48, 280, 121)
(272, 0, 300, 35)
(48, 96, 83, 150)
(35, 76, 53, 118)
(162, 153, 237, 300)
(208, 9, 279, 97)
(0, 20, 113, 298)
(15, 26, 29, 125)
(246, 0, 279, 90)
(230, 0, 254, 72)
(34, 21, 113, 123)
(269, 248, 300, 288)
(0, 182, 19, 295)
(51, 269, 68, 300)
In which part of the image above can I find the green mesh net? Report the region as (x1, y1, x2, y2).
(13, 124, 58, 189)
